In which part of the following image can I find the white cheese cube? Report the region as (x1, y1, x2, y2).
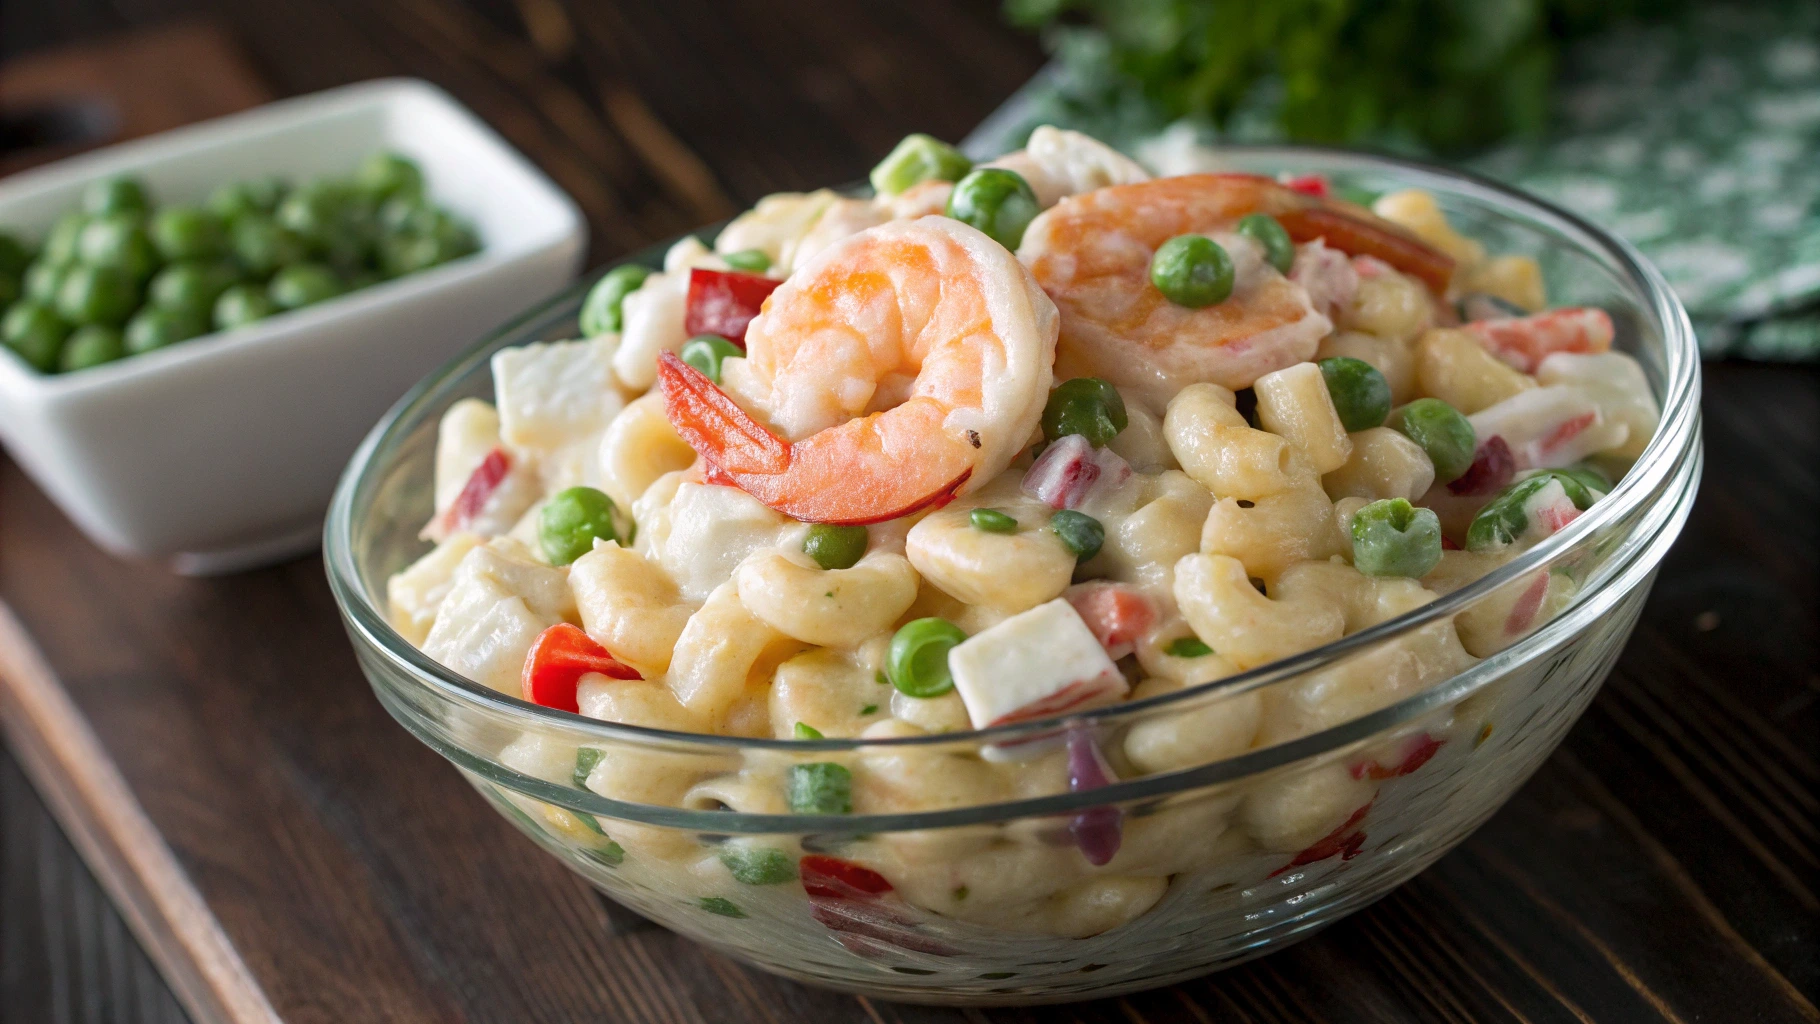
(421, 541, 576, 693)
(491, 337, 625, 452)
(1469, 385, 1629, 470)
(614, 270, 689, 390)
(657, 482, 792, 603)
(949, 598, 1127, 730)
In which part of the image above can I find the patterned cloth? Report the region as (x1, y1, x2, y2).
(969, 4, 1820, 359)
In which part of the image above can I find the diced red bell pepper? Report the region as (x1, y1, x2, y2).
(799, 855, 893, 900)
(798, 856, 960, 956)
(1281, 173, 1331, 199)
(684, 268, 781, 345)
(1066, 583, 1157, 661)
(521, 623, 640, 713)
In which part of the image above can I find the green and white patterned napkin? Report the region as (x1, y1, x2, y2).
(969, 3, 1820, 359)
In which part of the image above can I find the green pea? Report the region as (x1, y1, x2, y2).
(679, 334, 743, 384)
(354, 152, 424, 199)
(1041, 377, 1128, 447)
(946, 168, 1039, 250)
(539, 486, 623, 565)
(0, 232, 28, 277)
(1318, 356, 1392, 431)
(1465, 470, 1599, 553)
(124, 306, 207, 355)
(870, 133, 973, 196)
(377, 234, 446, 277)
(1386, 398, 1476, 482)
(82, 176, 150, 218)
(1351, 498, 1443, 577)
(719, 845, 796, 885)
(785, 762, 853, 814)
(1235, 213, 1295, 274)
(23, 261, 67, 305)
(803, 523, 868, 571)
(1556, 463, 1612, 497)
(579, 264, 651, 335)
(41, 214, 87, 267)
(2, 302, 70, 372)
(1150, 234, 1233, 308)
(379, 195, 439, 235)
(698, 896, 745, 917)
(207, 178, 286, 222)
(55, 264, 139, 326)
(1164, 637, 1213, 658)
(149, 261, 238, 313)
(887, 617, 967, 698)
(969, 508, 1018, 533)
(573, 747, 603, 788)
(59, 325, 125, 372)
(793, 722, 824, 740)
(149, 207, 226, 262)
(77, 216, 160, 281)
(1049, 509, 1104, 561)
(213, 284, 278, 330)
(721, 249, 771, 273)
(268, 262, 344, 310)
(0, 272, 17, 309)
(275, 182, 347, 244)
(232, 217, 308, 278)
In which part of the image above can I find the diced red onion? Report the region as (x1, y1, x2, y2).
(1448, 436, 1515, 496)
(1066, 727, 1123, 866)
(1022, 434, 1131, 510)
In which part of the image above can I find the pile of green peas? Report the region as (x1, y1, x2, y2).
(0, 152, 479, 376)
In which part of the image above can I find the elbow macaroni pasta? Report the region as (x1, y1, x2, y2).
(392, 148, 1660, 944)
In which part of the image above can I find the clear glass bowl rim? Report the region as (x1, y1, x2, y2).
(324, 145, 1702, 830)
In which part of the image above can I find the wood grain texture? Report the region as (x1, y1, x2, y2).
(2, 748, 192, 1024)
(1, 2, 1818, 1022)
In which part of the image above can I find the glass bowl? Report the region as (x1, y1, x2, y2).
(325, 148, 1701, 1005)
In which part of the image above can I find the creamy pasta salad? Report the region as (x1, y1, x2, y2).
(388, 128, 1657, 941)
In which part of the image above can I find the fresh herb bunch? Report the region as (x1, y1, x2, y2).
(1005, 0, 1673, 153)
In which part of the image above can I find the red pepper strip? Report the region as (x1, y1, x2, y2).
(434, 447, 510, 536)
(684, 268, 781, 346)
(657, 352, 971, 524)
(1269, 800, 1373, 877)
(521, 623, 640, 713)
(1277, 205, 1455, 294)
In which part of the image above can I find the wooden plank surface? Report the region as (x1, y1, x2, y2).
(2, 2, 1818, 1022)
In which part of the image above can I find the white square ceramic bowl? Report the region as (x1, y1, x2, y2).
(0, 78, 585, 573)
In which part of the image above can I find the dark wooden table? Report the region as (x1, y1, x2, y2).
(3, 3, 1818, 1022)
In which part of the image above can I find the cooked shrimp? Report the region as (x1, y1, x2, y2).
(1020, 174, 1454, 408)
(660, 216, 1058, 524)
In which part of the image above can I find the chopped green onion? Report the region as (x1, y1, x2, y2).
(787, 762, 854, 814)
